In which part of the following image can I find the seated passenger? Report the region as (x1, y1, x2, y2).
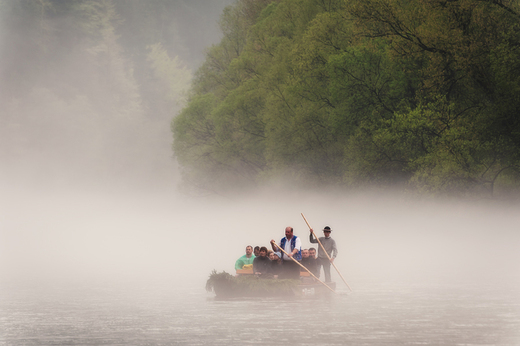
(268, 251, 282, 277)
(235, 245, 256, 270)
(304, 248, 318, 277)
(300, 249, 311, 272)
(253, 246, 270, 275)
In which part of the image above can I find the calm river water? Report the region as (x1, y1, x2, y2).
(1, 276, 519, 345)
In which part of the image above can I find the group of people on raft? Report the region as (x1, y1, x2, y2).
(234, 226, 338, 282)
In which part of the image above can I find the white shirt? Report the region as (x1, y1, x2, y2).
(280, 236, 302, 260)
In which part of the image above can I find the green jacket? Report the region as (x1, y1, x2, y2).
(235, 254, 255, 270)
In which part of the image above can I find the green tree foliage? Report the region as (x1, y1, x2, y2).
(345, 0, 520, 195)
(173, 0, 520, 196)
(147, 43, 192, 106)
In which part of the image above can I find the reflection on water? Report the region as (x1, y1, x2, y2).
(1, 277, 519, 345)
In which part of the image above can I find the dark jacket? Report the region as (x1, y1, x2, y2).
(301, 257, 318, 276)
(253, 255, 271, 274)
(269, 259, 282, 275)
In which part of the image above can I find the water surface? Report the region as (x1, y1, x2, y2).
(1, 277, 519, 345)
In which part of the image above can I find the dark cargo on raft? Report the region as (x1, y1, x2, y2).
(205, 269, 336, 298)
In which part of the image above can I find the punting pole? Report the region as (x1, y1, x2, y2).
(271, 241, 336, 293)
(301, 213, 353, 292)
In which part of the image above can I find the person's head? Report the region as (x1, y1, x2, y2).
(285, 226, 294, 239)
(245, 245, 253, 257)
(302, 249, 309, 258)
(309, 248, 316, 258)
(259, 246, 268, 257)
(269, 252, 276, 261)
(323, 226, 332, 237)
(254, 246, 260, 256)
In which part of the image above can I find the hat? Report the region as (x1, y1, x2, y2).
(323, 226, 332, 232)
(273, 252, 281, 258)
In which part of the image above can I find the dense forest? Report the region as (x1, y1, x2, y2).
(173, 0, 520, 197)
(2, 0, 519, 197)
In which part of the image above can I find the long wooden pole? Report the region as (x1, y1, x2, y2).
(301, 213, 353, 291)
(271, 241, 335, 293)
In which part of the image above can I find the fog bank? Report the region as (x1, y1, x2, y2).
(2, 179, 519, 292)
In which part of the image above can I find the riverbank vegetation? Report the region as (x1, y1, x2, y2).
(173, 0, 520, 198)
(3, 0, 519, 197)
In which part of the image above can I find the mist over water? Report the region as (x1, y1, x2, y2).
(2, 177, 520, 287)
(2, 178, 520, 345)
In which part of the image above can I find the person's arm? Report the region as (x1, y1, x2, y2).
(270, 239, 278, 251)
(291, 236, 302, 257)
(330, 239, 338, 262)
(235, 257, 243, 270)
(309, 230, 318, 244)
